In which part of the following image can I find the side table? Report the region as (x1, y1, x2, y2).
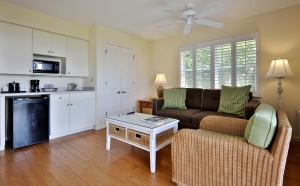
(138, 100, 153, 113)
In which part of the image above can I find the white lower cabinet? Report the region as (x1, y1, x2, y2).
(50, 92, 95, 139)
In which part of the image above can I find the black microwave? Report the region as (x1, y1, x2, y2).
(33, 60, 59, 74)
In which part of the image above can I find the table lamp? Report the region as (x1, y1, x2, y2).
(154, 74, 167, 98)
(265, 59, 294, 109)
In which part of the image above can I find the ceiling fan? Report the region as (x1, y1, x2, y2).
(157, 2, 224, 35)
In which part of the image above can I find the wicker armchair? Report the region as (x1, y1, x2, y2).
(172, 109, 292, 186)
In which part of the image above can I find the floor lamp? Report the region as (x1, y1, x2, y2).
(265, 59, 294, 109)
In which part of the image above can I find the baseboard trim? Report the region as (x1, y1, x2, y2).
(50, 126, 94, 139)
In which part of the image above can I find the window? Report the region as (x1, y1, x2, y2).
(179, 33, 260, 96)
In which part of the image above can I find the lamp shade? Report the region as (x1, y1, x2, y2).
(154, 74, 167, 85)
(265, 59, 294, 78)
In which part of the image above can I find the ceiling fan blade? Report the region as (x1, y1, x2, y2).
(197, 19, 224, 28)
(164, 9, 182, 17)
(156, 21, 184, 28)
(196, 5, 223, 18)
(184, 24, 192, 35)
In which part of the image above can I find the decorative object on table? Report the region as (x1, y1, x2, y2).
(157, 2, 224, 35)
(42, 84, 58, 92)
(154, 74, 167, 98)
(30, 79, 40, 92)
(67, 83, 78, 90)
(265, 59, 294, 109)
(141, 116, 169, 124)
(9, 81, 19, 92)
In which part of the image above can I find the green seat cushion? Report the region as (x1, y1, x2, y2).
(162, 88, 187, 109)
(218, 85, 251, 117)
(244, 103, 277, 148)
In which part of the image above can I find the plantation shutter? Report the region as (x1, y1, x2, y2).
(234, 33, 260, 94)
(179, 46, 194, 88)
(195, 42, 211, 89)
(213, 39, 232, 89)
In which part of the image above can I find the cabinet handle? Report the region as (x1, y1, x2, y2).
(48, 51, 51, 53)
(68, 72, 70, 74)
(59, 97, 62, 99)
(117, 91, 121, 94)
(67, 104, 69, 106)
(29, 70, 31, 72)
(122, 91, 126, 93)
(70, 104, 73, 106)
(52, 51, 54, 53)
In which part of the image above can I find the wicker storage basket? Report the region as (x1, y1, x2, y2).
(109, 124, 126, 140)
(127, 128, 173, 149)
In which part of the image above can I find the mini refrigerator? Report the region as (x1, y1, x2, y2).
(7, 95, 49, 149)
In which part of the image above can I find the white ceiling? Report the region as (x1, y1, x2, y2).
(2, 0, 300, 41)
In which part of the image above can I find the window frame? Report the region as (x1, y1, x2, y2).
(178, 32, 260, 97)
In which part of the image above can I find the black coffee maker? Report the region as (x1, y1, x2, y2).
(30, 80, 40, 92)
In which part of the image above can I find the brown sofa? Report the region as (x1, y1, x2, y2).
(152, 88, 260, 130)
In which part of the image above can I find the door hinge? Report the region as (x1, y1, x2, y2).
(133, 55, 135, 59)
(105, 81, 107, 85)
(106, 112, 107, 116)
(133, 81, 134, 85)
(105, 50, 108, 54)
(133, 107, 135, 111)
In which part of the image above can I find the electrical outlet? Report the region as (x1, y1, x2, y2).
(25, 79, 30, 84)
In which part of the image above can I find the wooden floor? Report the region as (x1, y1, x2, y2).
(0, 129, 299, 186)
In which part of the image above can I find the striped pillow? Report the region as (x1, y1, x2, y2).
(162, 88, 187, 109)
(218, 85, 251, 117)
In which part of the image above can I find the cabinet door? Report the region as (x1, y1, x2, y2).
(51, 33, 66, 57)
(70, 99, 95, 131)
(33, 29, 51, 56)
(66, 37, 88, 77)
(50, 102, 70, 135)
(0, 22, 33, 75)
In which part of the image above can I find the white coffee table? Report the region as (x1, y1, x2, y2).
(105, 113, 179, 173)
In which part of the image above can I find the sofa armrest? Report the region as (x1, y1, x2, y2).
(172, 129, 272, 186)
(152, 98, 164, 115)
(200, 116, 248, 137)
(244, 100, 260, 119)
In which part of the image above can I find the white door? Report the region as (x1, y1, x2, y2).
(66, 37, 88, 77)
(105, 44, 122, 116)
(121, 47, 135, 113)
(50, 101, 70, 135)
(70, 99, 95, 131)
(33, 29, 51, 56)
(0, 22, 33, 75)
(51, 33, 66, 57)
(105, 43, 135, 116)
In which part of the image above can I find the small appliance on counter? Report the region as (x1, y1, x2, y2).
(41, 84, 58, 92)
(1, 81, 26, 93)
(30, 79, 40, 92)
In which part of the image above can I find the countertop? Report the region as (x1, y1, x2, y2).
(0, 87, 95, 97)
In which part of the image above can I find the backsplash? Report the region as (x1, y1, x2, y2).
(0, 74, 83, 90)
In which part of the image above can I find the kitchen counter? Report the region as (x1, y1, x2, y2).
(0, 87, 96, 151)
(0, 87, 95, 97)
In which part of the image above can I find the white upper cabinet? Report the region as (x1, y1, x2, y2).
(0, 22, 33, 75)
(33, 29, 66, 57)
(66, 37, 88, 77)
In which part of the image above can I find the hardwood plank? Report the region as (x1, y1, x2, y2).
(0, 129, 299, 186)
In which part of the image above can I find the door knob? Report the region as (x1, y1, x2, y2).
(122, 91, 126, 93)
(117, 91, 121, 94)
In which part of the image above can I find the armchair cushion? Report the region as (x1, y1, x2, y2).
(162, 88, 187, 109)
(218, 85, 251, 117)
(244, 103, 277, 148)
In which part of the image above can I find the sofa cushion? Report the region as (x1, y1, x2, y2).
(202, 89, 221, 111)
(162, 88, 187, 109)
(244, 103, 277, 148)
(192, 111, 242, 125)
(218, 85, 251, 117)
(157, 109, 202, 124)
(185, 88, 203, 109)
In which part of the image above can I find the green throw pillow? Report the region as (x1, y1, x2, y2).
(162, 88, 187, 109)
(218, 85, 251, 117)
(244, 103, 277, 148)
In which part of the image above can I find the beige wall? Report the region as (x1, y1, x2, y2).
(150, 5, 300, 140)
(89, 25, 152, 129)
(0, 1, 89, 40)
